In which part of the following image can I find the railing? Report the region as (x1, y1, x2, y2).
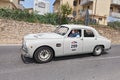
(80, 0, 93, 5)
(110, 12, 120, 18)
(111, 0, 120, 5)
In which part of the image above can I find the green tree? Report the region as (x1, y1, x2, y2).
(0, 9, 59, 25)
(60, 2, 72, 24)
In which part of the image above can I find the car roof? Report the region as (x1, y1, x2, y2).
(61, 24, 95, 30)
(61, 24, 100, 36)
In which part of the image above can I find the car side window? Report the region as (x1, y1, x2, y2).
(68, 29, 81, 38)
(84, 29, 94, 37)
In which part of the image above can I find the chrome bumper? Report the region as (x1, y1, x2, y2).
(20, 48, 30, 57)
(20, 48, 32, 63)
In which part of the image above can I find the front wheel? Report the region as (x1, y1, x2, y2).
(93, 46, 103, 56)
(34, 47, 53, 63)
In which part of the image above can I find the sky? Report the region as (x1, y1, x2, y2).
(20, 0, 55, 12)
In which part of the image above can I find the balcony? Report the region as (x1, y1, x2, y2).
(80, 0, 93, 5)
(81, 9, 93, 17)
(111, 0, 120, 6)
(110, 12, 120, 18)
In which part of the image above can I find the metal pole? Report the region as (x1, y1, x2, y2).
(93, 0, 97, 23)
(85, 9, 90, 26)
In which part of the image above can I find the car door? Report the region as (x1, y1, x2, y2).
(83, 29, 97, 53)
(64, 29, 83, 55)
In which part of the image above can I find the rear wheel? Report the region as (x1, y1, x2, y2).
(93, 46, 103, 56)
(34, 47, 53, 63)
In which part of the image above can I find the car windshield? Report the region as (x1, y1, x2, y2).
(54, 26, 69, 36)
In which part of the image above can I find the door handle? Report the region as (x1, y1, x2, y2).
(81, 38, 83, 40)
(95, 37, 97, 40)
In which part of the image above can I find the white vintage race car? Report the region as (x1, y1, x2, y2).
(21, 24, 111, 63)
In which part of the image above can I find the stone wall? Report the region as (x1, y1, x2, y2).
(93, 26, 120, 44)
(0, 19, 55, 44)
(0, 19, 120, 44)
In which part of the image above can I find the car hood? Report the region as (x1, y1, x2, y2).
(24, 33, 63, 39)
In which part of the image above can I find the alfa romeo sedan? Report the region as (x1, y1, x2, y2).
(21, 24, 111, 63)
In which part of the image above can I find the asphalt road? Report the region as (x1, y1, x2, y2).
(0, 45, 120, 80)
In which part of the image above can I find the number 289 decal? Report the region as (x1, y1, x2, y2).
(71, 41, 78, 49)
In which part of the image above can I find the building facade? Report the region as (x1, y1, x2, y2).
(53, 0, 74, 12)
(34, 0, 50, 15)
(53, 0, 120, 25)
(110, 0, 120, 19)
(79, 0, 111, 25)
(0, 0, 24, 10)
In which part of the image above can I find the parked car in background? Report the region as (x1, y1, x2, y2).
(21, 24, 111, 63)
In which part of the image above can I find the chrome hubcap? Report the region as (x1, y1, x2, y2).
(95, 47, 102, 55)
(38, 50, 51, 61)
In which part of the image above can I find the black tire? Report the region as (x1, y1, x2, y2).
(93, 46, 103, 56)
(34, 47, 53, 63)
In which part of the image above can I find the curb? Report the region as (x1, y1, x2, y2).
(0, 44, 21, 46)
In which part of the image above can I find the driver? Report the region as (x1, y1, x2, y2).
(69, 30, 80, 37)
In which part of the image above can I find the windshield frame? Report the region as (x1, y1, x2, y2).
(54, 26, 69, 36)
